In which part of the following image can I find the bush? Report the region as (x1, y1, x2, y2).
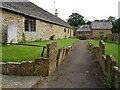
(50, 35, 55, 40)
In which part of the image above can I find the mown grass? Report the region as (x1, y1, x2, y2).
(1, 38, 78, 62)
(88, 40, 119, 67)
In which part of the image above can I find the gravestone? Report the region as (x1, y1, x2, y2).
(7, 20, 18, 43)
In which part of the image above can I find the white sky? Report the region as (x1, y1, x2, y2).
(29, 0, 120, 21)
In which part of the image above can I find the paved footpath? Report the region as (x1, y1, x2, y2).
(34, 40, 104, 88)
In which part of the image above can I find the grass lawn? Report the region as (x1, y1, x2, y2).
(88, 40, 119, 67)
(1, 38, 78, 62)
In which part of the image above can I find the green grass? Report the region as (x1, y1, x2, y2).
(88, 40, 119, 67)
(1, 38, 78, 62)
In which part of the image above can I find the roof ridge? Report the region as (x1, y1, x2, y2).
(1, 1, 71, 28)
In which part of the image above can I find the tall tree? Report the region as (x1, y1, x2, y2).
(67, 13, 85, 28)
(112, 18, 120, 33)
(85, 20, 92, 25)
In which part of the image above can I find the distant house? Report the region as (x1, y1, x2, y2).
(76, 25, 92, 39)
(0, 0, 73, 43)
(91, 21, 112, 38)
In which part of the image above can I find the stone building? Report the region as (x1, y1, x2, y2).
(91, 21, 112, 38)
(0, 1, 73, 43)
(76, 25, 92, 39)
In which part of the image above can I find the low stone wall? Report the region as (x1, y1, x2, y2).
(0, 58, 49, 76)
(89, 40, 120, 88)
(1, 42, 73, 77)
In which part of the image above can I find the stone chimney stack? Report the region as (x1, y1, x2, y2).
(108, 16, 113, 22)
(55, 9, 58, 17)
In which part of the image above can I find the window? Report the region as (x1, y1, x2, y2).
(25, 17, 36, 32)
(64, 28, 66, 32)
(68, 29, 69, 33)
(79, 32, 82, 34)
(99, 32, 105, 36)
(86, 31, 90, 35)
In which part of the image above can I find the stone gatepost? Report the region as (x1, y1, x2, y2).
(47, 42, 57, 75)
(106, 55, 116, 88)
(99, 40, 105, 67)
(99, 40, 105, 55)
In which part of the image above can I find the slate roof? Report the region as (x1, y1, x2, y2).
(0, 0, 71, 28)
(91, 21, 112, 30)
(76, 25, 91, 32)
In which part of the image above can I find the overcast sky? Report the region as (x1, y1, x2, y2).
(29, 0, 119, 21)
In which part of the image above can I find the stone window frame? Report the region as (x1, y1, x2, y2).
(99, 32, 105, 36)
(68, 29, 69, 34)
(86, 31, 91, 35)
(25, 17, 36, 32)
(64, 28, 66, 32)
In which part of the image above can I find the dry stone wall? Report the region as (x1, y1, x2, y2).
(89, 40, 120, 88)
(1, 42, 74, 77)
(0, 58, 49, 76)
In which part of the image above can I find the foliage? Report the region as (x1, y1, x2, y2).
(67, 13, 85, 27)
(112, 18, 120, 34)
(21, 32, 26, 43)
(2, 38, 78, 62)
(85, 20, 92, 25)
(50, 35, 55, 40)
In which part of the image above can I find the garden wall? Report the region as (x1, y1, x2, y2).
(89, 40, 120, 88)
(0, 42, 73, 77)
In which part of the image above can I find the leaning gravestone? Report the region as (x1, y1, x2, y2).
(7, 20, 18, 43)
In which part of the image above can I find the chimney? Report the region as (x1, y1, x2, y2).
(108, 16, 113, 22)
(55, 9, 58, 17)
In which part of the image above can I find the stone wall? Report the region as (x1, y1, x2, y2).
(75, 31, 92, 39)
(57, 46, 72, 66)
(0, 42, 74, 77)
(0, 58, 49, 76)
(92, 30, 112, 38)
(1, 10, 24, 42)
(89, 40, 120, 88)
(1, 9, 73, 43)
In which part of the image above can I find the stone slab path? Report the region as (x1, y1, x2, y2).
(0, 74, 42, 89)
(34, 40, 104, 88)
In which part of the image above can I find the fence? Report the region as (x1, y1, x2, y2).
(0, 42, 73, 77)
(89, 40, 120, 88)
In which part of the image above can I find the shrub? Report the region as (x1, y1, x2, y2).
(50, 35, 55, 40)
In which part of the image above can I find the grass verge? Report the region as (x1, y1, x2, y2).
(88, 40, 119, 67)
(1, 38, 78, 62)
